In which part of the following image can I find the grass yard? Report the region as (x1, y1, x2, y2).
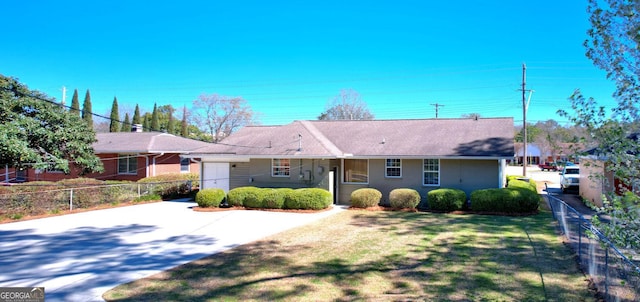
(103, 209, 594, 301)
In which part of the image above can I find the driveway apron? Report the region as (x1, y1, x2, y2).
(0, 200, 344, 301)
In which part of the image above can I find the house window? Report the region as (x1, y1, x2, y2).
(272, 158, 290, 177)
(180, 158, 190, 172)
(423, 159, 440, 186)
(385, 159, 402, 178)
(344, 159, 368, 183)
(118, 154, 138, 175)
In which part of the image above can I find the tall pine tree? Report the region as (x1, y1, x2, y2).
(121, 113, 131, 132)
(151, 103, 159, 131)
(181, 106, 188, 137)
(82, 89, 93, 128)
(167, 105, 175, 134)
(109, 97, 120, 132)
(132, 104, 141, 125)
(70, 89, 80, 116)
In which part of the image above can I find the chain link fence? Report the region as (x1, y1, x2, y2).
(545, 189, 640, 302)
(0, 180, 193, 220)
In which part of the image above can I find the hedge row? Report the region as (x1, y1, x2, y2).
(350, 188, 421, 209)
(347, 176, 540, 213)
(469, 178, 540, 213)
(196, 187, 333, 210)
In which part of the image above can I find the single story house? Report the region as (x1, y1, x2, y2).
(185, 118, 515, 205)
(2, 132, 211, 182)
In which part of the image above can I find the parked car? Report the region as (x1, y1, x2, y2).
(560, 165, 580, 193)
(538, 162, 558, 171)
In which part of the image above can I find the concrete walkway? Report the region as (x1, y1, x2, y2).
(0, 200, 345, 301)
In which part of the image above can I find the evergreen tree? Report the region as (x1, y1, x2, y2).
(109, 97, 120, 132)
(143, 114, 150, 131)
(132, 104, 141, 125)
(120, 113, 131, 132)
(0, 75, 103, 174)
(181, 106, 188, 137)
(167, 106, 175, 134)
(82, 89, 93, 128)
(151, 103, 160, 131)
(70, 89, 80, 116)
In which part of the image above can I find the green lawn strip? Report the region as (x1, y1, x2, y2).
(103, 209, 594, 302)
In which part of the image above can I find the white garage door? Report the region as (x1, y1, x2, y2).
(202, 163, 230, 192)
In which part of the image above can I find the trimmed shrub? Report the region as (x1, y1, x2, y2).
(195, 188, 226, 208)
(226, 187, 257, 207)
(350, 188, 382, 208)
(470, 187, 540, 213)
(427, 188, 467, 211)
(262, 188, 287, 209)
(389, 188, 421, 209)
(137, 173, 198, 199)
(241, 187, 265, 208)
(507, 178, 538, 193)
(285, 188, 332, 210)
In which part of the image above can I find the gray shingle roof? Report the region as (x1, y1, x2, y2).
(94, 132, 212, 153)
(190, 118, 514, 158)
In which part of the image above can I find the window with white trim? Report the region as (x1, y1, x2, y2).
(344, 159, 368, 183)
(180, 158, 190, 172)
(385, 158, 402, 178)
(118, 154, 138, 175)
(423, 159, 440, 186)
(272, 158, 290, 177)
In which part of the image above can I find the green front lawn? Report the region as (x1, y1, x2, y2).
(103, 209, 594, 301)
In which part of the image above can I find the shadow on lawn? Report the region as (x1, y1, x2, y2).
(105, 211, 591, 302)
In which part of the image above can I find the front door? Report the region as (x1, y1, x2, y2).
(202, 163, 230, 192)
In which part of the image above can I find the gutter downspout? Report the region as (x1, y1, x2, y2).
(151, 153, 165, 177)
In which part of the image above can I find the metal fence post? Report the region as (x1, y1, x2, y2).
(69, 188, 73, 211)
(578, 220, 582, 264)
(604, 244, 609, 300)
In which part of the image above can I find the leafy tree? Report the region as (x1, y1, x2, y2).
(0, 75, 103, 174)
(151, 103, 160, 131)
(557, 0, 640, 252)
(70, 89, 80, 116)
(143, 114, 151, 131)
(318, 89, 374, 120)
(514, 123, 541, 143)
(82, 89, 93, 128)
(132, 104, 141, 125)
(191, 94, 256, 143)
(121, 113, 131, 132)
(109, 97, 120, 132)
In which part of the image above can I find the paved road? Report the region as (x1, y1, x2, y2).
(0, 200, 345, 301)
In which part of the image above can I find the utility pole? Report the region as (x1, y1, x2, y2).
(522, 64, 527, 176)
(431, 103, 444, 118)
(61, 86, 67, 105)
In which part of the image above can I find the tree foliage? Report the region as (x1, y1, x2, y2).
(191, 94, 255, 143)
(109, 97, 120, 132)
(82, 89, 93, 128)
(318, 89, 374, 120)
(586, 0, 640, 121)
(0, 75, 103, 174)
(70, 89, 80, 116)
(559, 0, 640, 252)
(121, 113, 131, 132)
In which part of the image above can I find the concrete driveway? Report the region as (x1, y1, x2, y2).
(0, 200, 344, 301)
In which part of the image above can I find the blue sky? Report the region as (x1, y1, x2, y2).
(1, 1, 618, 126)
